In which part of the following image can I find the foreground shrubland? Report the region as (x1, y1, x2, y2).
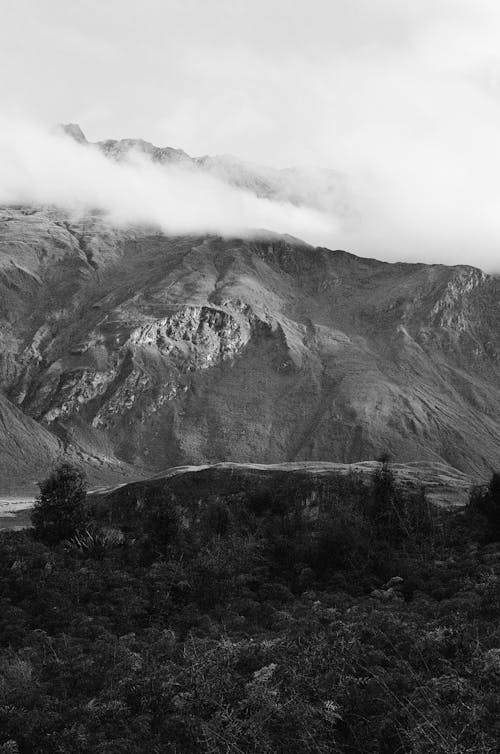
(0, 464, 500, 752)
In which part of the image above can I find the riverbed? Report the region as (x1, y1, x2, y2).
(0, 499, 34, 530)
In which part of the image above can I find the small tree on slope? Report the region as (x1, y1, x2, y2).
(31, 462, 89, 545)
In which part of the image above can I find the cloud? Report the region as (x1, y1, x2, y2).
(0, 118, 337, 241)
(316, 5, 500, 270)
(4, 2, 500, 269)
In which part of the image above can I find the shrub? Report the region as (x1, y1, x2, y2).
(31, 462, 89, 546)
(141, 491, 183, 557)
(67, 526, 125, 556)
(201, 499, 231, 538)
(367, 458, 437, 546)
(309, 504, 368, 573)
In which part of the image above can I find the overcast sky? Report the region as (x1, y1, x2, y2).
(3, 0, 500, 269)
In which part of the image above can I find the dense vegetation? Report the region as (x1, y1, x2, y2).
(1, 462, 500, 753)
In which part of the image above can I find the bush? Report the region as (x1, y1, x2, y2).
(67, 526, 125, 557)
(367, 457, 437, 545)
(309, 502, 368, 574)
(31, 463, 89, 546)
(201, 499, 231, 538)
(141, 491, 183, 557)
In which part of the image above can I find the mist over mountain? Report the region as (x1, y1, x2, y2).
(58, 123, 352, 221)
(0, 119, 337, 247)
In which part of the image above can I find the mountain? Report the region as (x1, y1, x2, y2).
(1, 193, 500, 492)
(58, 123, 351, 219)
(0, 392, 61, 493)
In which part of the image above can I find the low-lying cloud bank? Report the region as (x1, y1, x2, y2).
(0, 119, 337, 242)
(3, 114, 500, 274)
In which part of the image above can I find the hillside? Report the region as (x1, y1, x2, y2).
(90, 461, 474, 523)
(2, 198, 500, 489)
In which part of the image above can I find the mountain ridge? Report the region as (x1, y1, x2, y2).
(1, 199, 500, 492)
(57, 123, 350, 217)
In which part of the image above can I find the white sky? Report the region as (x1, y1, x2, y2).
(3, 0, 500, 269)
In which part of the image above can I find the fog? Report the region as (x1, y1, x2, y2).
(0, 119, 336, 240)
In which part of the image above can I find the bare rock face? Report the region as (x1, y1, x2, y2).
(1, 202, 500, 491)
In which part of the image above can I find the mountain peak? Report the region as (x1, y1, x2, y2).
(58, 123, 87, 143)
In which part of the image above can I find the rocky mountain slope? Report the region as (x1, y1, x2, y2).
(1, 196, 500, 492)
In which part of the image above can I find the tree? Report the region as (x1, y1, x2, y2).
(369, 454, 399, 535)
(31, 462, 89, 545)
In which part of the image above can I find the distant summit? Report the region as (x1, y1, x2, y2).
(58, 123, 87, 143)
(55, 123, 348, 216)
(57, 123, 190, 162)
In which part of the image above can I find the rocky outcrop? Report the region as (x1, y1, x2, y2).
(58, 123, 87, 143)
(20, 301, 275, 433)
